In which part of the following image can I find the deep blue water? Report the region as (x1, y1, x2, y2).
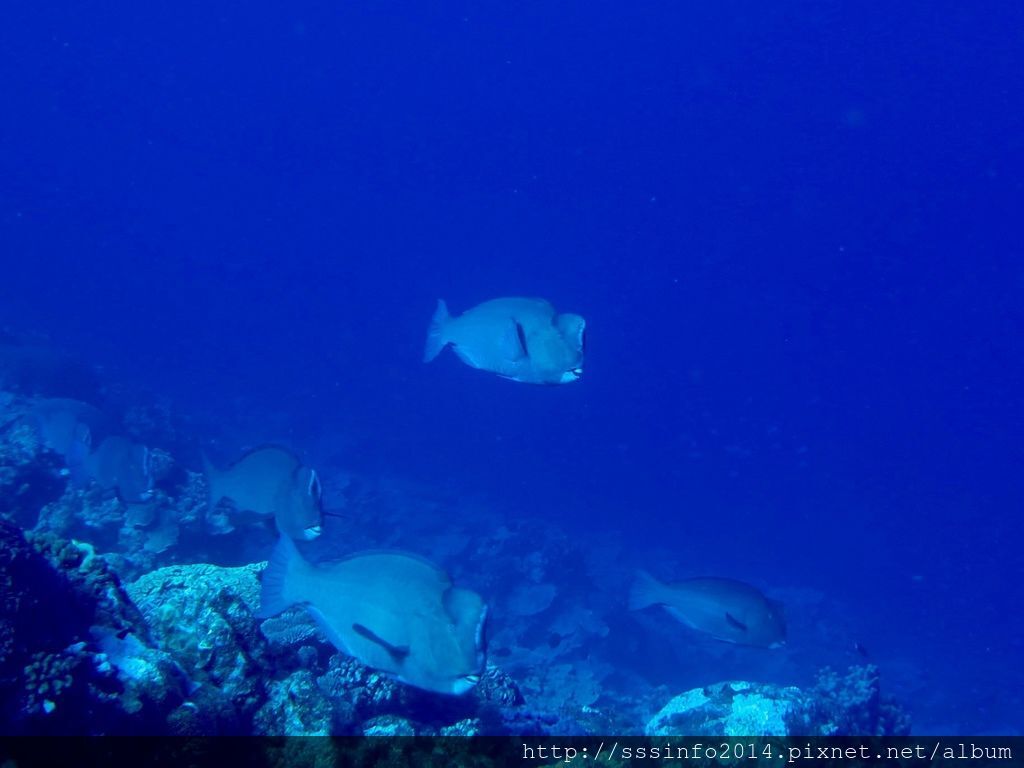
(2, 1, 1022, 733)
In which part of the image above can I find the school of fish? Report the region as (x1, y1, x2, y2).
(25, 296, 787, 697)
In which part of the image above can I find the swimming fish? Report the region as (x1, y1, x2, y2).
(81, 436, 154, 503)
(423, 298, 585, 384)
(258, 536, 488, 695)
(204, 446, 323, 540)
(29, 397, 106, 458)
(629, 570, 786, 648)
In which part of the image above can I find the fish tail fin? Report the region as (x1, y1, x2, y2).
(257, 535, 312, 618)
(629, 569, 667, 611)
(423, 299, 451, 362)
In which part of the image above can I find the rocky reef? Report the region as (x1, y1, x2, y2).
(0, 384, 912, 736)
(0, 514, 913, 735)
(0, 510, 912, 736)
(645, 669, 911, 737)
(0, 520, 511, 735)
(0, 519, 189, 734)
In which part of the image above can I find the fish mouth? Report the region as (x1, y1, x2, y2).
(559, 368, 583, 383)
(303, 525, 322, 539)
(450, 674, 481, 695)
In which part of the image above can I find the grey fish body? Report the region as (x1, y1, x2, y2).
(258, 537, 487, 695)
(204, 446, 323, 540)
(84, 436, 153, 503)
(423, 298, 585, 384)
(630, 571, 786, 648)
(29, 397, 105, 458)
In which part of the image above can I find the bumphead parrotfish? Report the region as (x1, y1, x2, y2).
(423, 297, 585, 384)
(258, 536, 488, 695)
(29, 397, 106, 458)
(80, 435, 154, 503)
(204, 446, 323, 541)
(629, 570, 786, 648)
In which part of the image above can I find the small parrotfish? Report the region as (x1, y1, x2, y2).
(629, 570, 786, 649)
(204, 446, 323, 541)
(423, 297, 585, 385)
(258, 535, 488, 695)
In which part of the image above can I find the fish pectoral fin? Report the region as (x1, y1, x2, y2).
(351, 623, 410, 660)
(725, 612, 748, 632)
(499, 320, 529, 361)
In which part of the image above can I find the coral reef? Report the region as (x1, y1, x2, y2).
(0, 519, 188, 734)
(0, 402, 66, 527)
(253, 669, 334, 736)
(124, 559, 534, 735)
(126, 562, 271, 720)
(645, 670, 911, 737)
(796, 664, 912, 736)
(646, 681, 805, 736)
(0, 383, 916, 737)
(0, 497, 915, 737)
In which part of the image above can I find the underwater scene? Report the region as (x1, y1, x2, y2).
(1, 1, 1022, 738)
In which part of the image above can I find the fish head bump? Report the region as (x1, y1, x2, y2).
(96, 437, 154, 503)
(527, 321, 585, 384)
(551, 313, 586, 382)
(765, 599, 787, 647)
(283, 465, 324, 540)
(448, 597, 489, 695)
(414, 593, 488, 695)
(131, 443, 155, 502)
(556, 313, 586, 355)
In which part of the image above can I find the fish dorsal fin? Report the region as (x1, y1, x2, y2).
(725, 612, 748, 632)
(352, 623, 410, 660)
(333, 549, 451, 581)
(227, 444, 302, 473)
(499, 320, 529, 361)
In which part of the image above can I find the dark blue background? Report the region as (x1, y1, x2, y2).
(2, 1, 1022, 731)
